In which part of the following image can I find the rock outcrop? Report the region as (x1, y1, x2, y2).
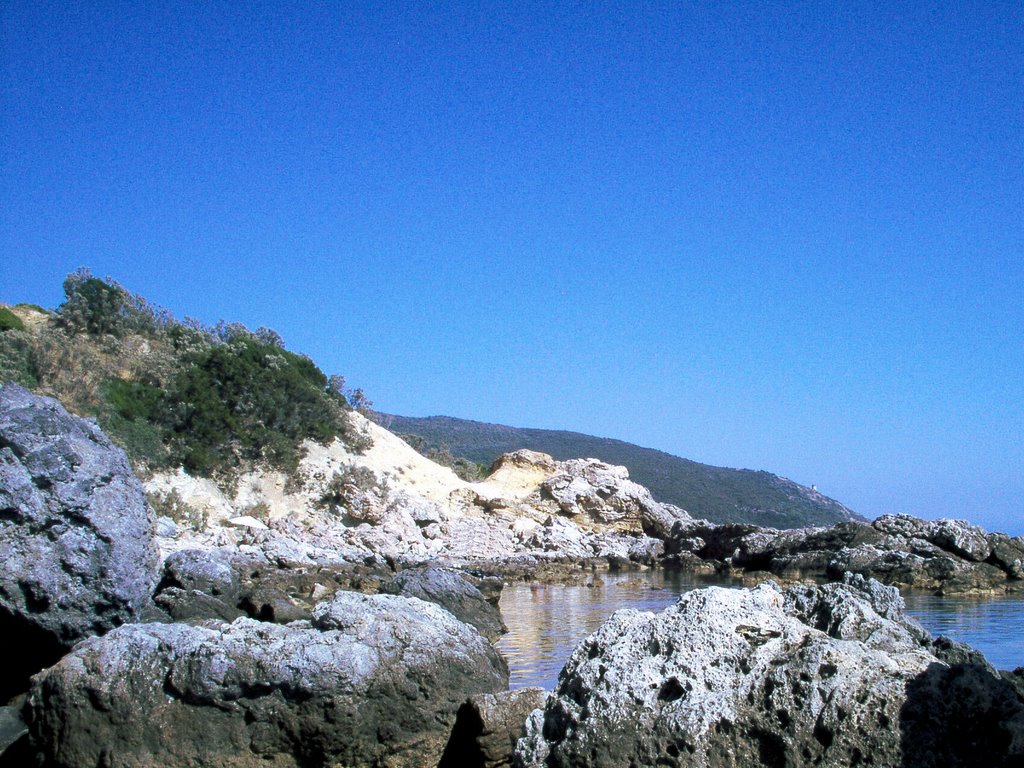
(0, 383, 159, 699)
(668, 514, 1024, 594)
(515, 575, 1024, 767)
(150, 438, 680, 574)
(538, 456, 663, 532)
(27, 592, 509, 768)
(145, 414, 1020, 596)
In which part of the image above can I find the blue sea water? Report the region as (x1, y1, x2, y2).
(496, 571, 1024, 691)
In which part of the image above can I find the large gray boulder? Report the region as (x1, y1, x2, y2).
(152, 548, 246, 622)
(0, 383, 159, 698)
(380, 565, 507, 641)
(27, 591, 509, 768)
(159, 548, 240, 599)
(515, 575, 1024, 767)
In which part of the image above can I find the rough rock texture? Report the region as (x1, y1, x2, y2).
(27, 592, 509, 768)
(515, 575, 1024, 767)
(152, 548, 246, 622)
(380, 565, 507, 641)
(160, 548, 240, 598)
(0, 383, 159, 698)
(668, 514, 1024, 594)
(440, 688, 548, 768)
(152, 445, 679, 577)
(540, 458, 661, 532)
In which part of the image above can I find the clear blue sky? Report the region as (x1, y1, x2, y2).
(2, 2, 1022, 534)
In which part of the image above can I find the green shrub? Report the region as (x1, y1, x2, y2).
(12, 270, 372, 485)
(163, 336, 347, 476)
(57, 269, 129, 336)
(0, 331, 39, 388)
(57, 268, 171, 339)
(0, 307, 25, 332)
(100, 412, 168, 468)
(106, 378, 165, 422)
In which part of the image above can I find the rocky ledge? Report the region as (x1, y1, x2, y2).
(668, 515, 1024, 594)
(516, 574, 1024, 767)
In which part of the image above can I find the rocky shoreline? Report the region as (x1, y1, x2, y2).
(2, 382, 1022, 766)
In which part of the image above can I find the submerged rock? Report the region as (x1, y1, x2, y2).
(27, 592, 509, 768)
(0, 383, 159, 699)
(515, 574, 1024, 767)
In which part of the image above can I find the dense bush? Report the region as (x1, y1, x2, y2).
(98, 379, 169, 468)
(163, 335, 347, 476)
(106, 379, 165, 422)
(0, 307, 26, 332)
(56, 270, 129, 336)
(56, 268, 171, 338)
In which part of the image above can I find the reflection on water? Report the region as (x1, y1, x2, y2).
(497, 571, 1024, 691)
(903, 592, 1024, 672)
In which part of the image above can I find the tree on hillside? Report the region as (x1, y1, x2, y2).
(56, 268, 172, 338)
(57, 269, 129, 337)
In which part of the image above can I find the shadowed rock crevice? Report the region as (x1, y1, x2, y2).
(440, 689, 548, 768)
(899, 660, 1024, 767)
(0, 611, 67, 702)
(438, 702, 488, 768)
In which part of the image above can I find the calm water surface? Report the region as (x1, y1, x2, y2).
(497, 571, 1024, 690)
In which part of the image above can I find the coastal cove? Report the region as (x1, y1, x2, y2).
(2, 381, 1023, 766)
(498, 570, 1024, 690)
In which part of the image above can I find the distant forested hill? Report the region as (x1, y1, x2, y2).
(379, 414, 862, 529)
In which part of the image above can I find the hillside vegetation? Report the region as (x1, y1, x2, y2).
(2, 270, 858, 529)
(378, 414, 862, 529)
(0, 270, 370, 483)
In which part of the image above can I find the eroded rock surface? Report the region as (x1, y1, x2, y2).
(151, 439, 679, 575)
(27, 592, 508, 768)
(515, 575, 1024, 767)
(0, 383, 159, 698)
